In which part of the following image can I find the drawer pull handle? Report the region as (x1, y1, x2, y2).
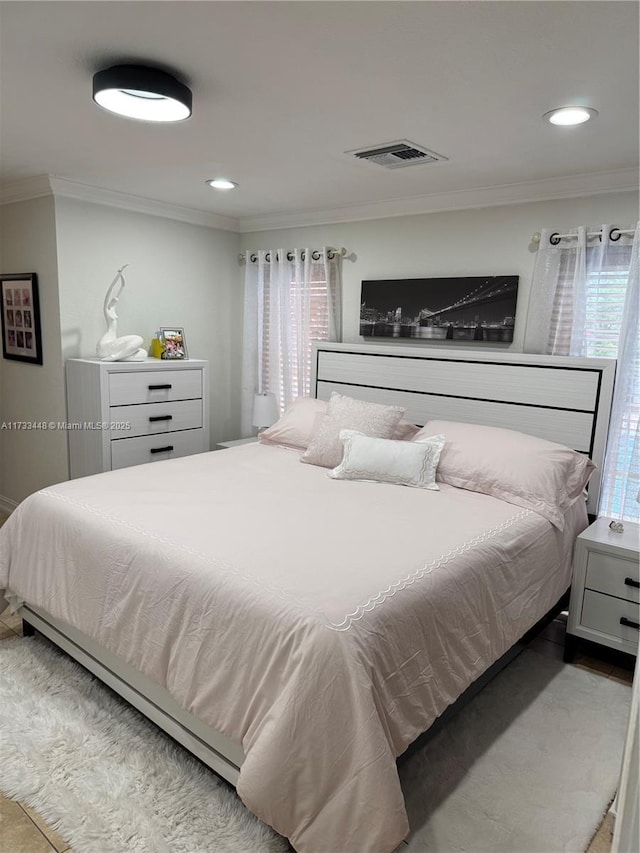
(150, 445, 174, 454)
(149, 415, 173, 423)
(624, 577, 640, 589)
(148, 383, 172, 390)
(620, 616, 640, 631)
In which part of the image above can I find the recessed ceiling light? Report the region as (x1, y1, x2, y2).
(93, 65, 192, 122)
(207, 178, 238, 190)
(543, 106, 598, 126)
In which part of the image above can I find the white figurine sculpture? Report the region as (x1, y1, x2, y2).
(96, 265, 147, 361)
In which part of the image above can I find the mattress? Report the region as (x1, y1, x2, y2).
(0, 443, 587, 853)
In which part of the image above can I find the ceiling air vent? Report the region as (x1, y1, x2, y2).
(347, 140, 448, 169)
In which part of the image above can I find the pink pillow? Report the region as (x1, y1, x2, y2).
(259, 396, 419, 451)
(259, 397, 327, 451)
(413, 419, 595, 530)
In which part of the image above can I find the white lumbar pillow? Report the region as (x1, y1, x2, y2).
(330, 429, 445, 489)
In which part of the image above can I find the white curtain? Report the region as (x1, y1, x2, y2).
(240, 248, 342, 436)
(525, 223, 639, 521)
(600, 226, 639, 521)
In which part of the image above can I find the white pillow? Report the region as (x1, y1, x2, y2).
(301, 392, 405, 469)
(330, 429, 445, 489)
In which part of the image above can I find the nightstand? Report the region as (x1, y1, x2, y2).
(565, 517, 639, 662)
(216, 437, 258, 450)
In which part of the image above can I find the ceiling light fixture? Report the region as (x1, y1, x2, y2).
(93, 65, 192, 122)
(207, 178, 238, 190)
(543, 106, 598, 126)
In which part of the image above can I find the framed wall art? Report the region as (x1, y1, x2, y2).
(1, 272, 43, 364)
(360, 276, 519, 343)
(160, 327, 188, 359)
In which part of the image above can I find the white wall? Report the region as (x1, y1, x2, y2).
(1, 188, 635, 505)
(0, 196, 67, 505)
(54, 198, 242, 448)
(241, 191, 639, 350)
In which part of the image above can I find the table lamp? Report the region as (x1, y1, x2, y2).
(252, 392, 279, 435)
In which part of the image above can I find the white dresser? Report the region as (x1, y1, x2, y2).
(565, 517, 639, 661)
(66, 358, 209, 478)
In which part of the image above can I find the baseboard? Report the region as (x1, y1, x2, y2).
(0, 495, 18, 516)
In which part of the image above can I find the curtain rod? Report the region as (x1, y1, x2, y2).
(237, 247, 348, 264)
(531, 227, 635, 246)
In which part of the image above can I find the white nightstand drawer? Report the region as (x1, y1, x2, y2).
(109, 369, 202, 405)
(110, 429, 205, 470)
(110, 399, 203, 439)
(582, 589, 640, 647)
(586, 551, 640, 604)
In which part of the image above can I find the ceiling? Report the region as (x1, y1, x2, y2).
(0, 1, 638, 231)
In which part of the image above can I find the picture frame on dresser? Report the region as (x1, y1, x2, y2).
(160, 327, 187, 360)
(1, 272, 43, 365)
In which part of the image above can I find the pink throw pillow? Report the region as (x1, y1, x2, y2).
(259, 397, 327, 451)
(414, 419, 595, 530)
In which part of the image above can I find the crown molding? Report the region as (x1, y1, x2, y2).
(48, 177, 240, 232)
(0, 175, 240, 232)
(2, 168, 636, 235)
(0, 175, 53, 205)
(237, 168, 639, 233)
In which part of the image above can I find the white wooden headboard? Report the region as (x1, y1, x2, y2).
(311, 342, 616, 516)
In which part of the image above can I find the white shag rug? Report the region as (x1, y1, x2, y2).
(0, 636, 631, 853)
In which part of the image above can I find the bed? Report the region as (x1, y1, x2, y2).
(0, 343, 616, 853)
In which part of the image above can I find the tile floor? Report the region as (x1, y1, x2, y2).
(0, 515, 635, 853)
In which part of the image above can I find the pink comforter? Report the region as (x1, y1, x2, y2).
(0, 444, 586, 852)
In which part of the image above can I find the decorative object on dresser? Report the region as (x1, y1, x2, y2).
(1, 272, 43, 365)
(360, 276, 518, 343)
(252, 391, 279, 436)
(65, 358, 209, 477)
(96, 266, 146, 362)
(160, 327, 187, 359)
(565, 517, 640, 661)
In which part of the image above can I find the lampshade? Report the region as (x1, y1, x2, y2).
(92, 65, 192, 122)
(252, 392, 279, 429)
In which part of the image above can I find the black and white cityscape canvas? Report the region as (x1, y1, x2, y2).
(360, 276, 519, 343)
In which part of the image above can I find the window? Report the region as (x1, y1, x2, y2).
(549, 245, 632, 358)
(581, 245, 636, 521)
(241, 249, 341, 436)
(529, 229, 638, 521)
(261, 265, 331, 410)
(583, 249, 632, 359)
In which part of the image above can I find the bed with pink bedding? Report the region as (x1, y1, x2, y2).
(0, 344, 617, 852)
(0, 439, 590, 853)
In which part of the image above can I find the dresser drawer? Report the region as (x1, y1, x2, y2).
(581, 589, 640, 651)
(585, 550, 640, 603)
(109, 369, 202, 405)
(110, 429, 205, 470)
(109, 399, 203, 439)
